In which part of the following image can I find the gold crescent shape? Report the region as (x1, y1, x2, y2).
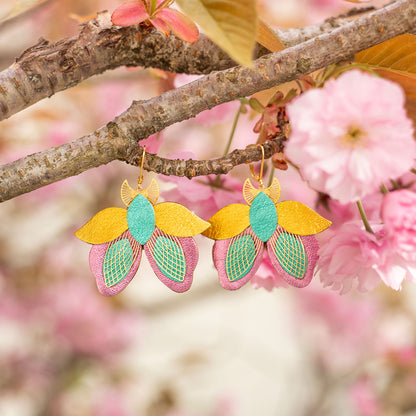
(265, 178, 281, 203)
(142, 178, 159, 205)
(243, 178, 260, 205)
(120, 180, 139, 207)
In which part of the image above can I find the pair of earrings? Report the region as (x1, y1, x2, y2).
(75, 147, 331, 296)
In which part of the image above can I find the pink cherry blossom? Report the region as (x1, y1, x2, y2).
(42, 280, 138, 358)
(381, 189, 416, 262)
(388, 346, 416, 367)
(162, 174, 244, 219)
(372, 245, 416, 290)
(111, 0, 199, 43)
(161, 152, 243, 219)
(317, 191, 382, 230)
(295, 286, 380, 370)
(251, 252, 289, 290)
(141, 132, 163, 154)
(316, 222, 382, 293)
(317, 220, 416, 292)
(350, 376, 381, 416)
(285, 70, 416, 204)
(92, 388, 131, 416)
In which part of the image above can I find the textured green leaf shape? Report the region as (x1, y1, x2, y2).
(274, 232, 307, 279)
(104, 238, 134, 287)
(175, 0, 257, 66)
(153, 236, 186, 282)
(226, 234, 256, 282)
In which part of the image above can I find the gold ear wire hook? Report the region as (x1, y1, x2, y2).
(248, 144, 265, 188)
(138, 146, 146, 189)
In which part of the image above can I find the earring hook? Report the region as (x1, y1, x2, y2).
(138, 146, 146, 189)
(248, 144, 265, 188)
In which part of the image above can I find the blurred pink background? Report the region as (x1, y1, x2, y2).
(0, 1, 415, 415)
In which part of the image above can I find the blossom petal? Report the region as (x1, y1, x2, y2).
(316, 221, 383, 293)
(111, 1, 149, 27)
(157, 9, 199, 43)
(286, 70, 416, 204)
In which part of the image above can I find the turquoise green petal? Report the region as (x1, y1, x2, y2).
(249, 192, 277, 242)
(153, 236, 186, 282)
(225, 235, 256, 282)
(275, 232, 307, 279)
(127, 194, 155, 244)
(103, 238, 134, 287)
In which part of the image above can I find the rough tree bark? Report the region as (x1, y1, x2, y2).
(0, 8, 373, 122)
(0, 0, 415, 202)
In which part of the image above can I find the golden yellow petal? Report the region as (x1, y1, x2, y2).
(202, 204, 250, 240)
(276, 201, 331, 235)
(154, 202, 210, 237)
(75, 207, 128, 244)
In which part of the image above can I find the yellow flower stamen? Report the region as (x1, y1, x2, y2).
(342, 125, 367, 147)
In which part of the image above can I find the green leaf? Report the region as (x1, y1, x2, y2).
(175, 0, 257, 66)
(151, 0, 158, 14)
(249, 97, 264, 112)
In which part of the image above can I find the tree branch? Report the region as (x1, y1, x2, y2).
(135, 136, 286, 177)
(1, 0, 415, 202)
(0, 7, 372, 121)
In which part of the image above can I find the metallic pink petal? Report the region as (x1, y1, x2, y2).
(266, 227, 319, 288)
(212, 228, 263, 290)
(145, 228, 197, 293)
(111, 1, 150, 27)
(157, 9, 199, 43)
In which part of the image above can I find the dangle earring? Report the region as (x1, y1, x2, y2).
(203, 145, 332, 290)
(75, 147, 210, 295)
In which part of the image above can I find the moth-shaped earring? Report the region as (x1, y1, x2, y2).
(203, 145, 331, 290)
(75, 147, 210, 295)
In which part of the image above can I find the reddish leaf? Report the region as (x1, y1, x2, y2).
(150, 16, 170, 36)
(111, 0, 149, 27)
(157, 8, 199, 43)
